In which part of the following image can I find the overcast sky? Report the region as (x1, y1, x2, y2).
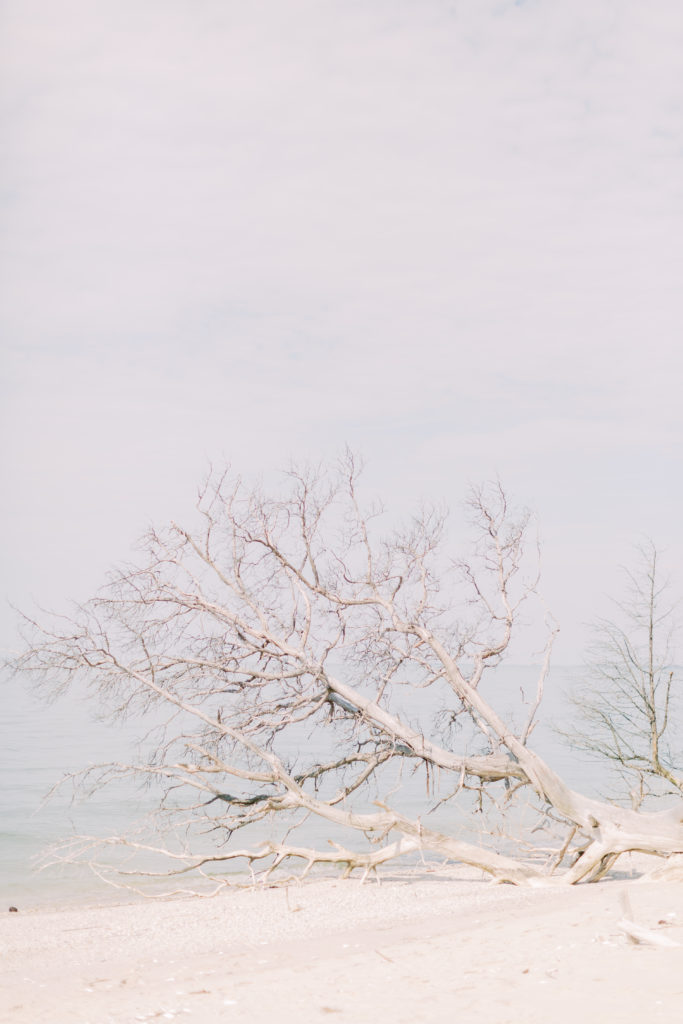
(2, 0, 683, 662)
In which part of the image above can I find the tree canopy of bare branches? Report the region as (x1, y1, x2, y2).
(12, 456, 683, 892)
(564, 542, 682, 807)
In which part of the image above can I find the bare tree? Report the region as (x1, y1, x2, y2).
(564, 542, 682, 807)
(11, 456, 683, 891)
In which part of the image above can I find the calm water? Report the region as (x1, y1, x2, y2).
(1, 665, 604, 908)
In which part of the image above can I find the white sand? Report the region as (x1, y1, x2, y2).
(2, 865, 683, 1023)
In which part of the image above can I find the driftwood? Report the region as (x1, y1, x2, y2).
(12, 457, 683, 891)
(617, 891, 680, 947)
(617, 919, 680, 948)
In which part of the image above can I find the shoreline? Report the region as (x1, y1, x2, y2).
(2, 866, 683, 1023)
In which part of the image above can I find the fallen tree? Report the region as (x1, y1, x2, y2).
(13, 455, 683, 889)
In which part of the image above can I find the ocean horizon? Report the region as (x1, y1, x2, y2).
(0, 664, 643, 908)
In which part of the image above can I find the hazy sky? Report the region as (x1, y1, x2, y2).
(2, 0, 683, 662)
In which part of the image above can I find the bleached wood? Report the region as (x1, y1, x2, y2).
(12, 457, 683, 892)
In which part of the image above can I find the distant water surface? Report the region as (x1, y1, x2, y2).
(0, 665, 613, 907)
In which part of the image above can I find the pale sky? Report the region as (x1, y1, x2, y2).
(2, 0, 683, 662)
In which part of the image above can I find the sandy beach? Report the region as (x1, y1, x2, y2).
(2, 864, 683, 1024)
